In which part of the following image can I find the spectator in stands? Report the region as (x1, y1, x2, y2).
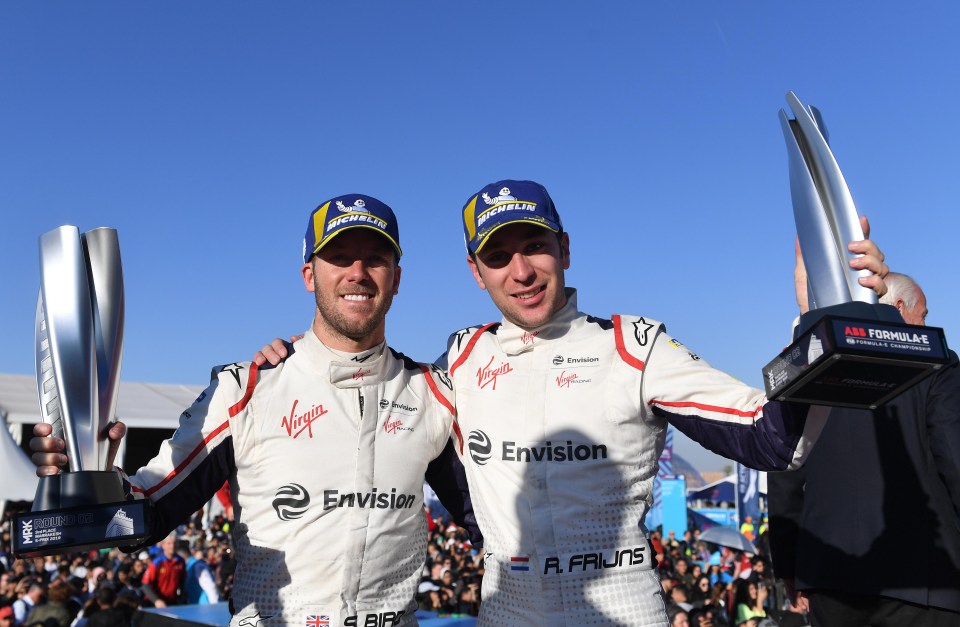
(732, 579, 768, 626)
(184, 548, 219, 605)
(12, 579, 43, 625)
(140, 534, 185, 607)
(23, 579, 71, 627)
(667, 604, 690, 626)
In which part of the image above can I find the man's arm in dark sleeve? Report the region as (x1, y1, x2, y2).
(926, 351, 960, 525)
(766, 464, 806, 582)
(425, 438, 482, 545)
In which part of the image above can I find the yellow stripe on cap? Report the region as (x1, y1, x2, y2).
(463, 195, 479, 241)
(311, 202, 331, 254)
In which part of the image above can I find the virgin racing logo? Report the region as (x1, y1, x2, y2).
(383, 418, 413, 434)
(556, 371, 591, 388)
(281, 400, 328, 439)
(477, 356, 513, 390)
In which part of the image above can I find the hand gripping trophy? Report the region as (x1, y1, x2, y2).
(763, 92, 950, 409)
(13, 226, 151, 557)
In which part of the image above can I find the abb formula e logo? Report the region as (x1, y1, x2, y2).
(272, 483, 310, 521)
(467, 430, 493, 465)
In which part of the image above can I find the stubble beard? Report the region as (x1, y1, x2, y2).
(313, 280, 394, 343)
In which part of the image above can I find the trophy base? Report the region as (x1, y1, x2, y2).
(12, 472, 153, 558)
(763, 303, 951, 409)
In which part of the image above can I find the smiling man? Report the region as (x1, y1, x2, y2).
(438, 179, 889, 626)
(32, 194, 475, 627)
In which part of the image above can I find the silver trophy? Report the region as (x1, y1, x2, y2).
(762, 92, 949, 408)
(14, 226, 150, 557)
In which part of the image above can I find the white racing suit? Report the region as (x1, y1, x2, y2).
(441, 290, 824, 626)
(121, 330, 463, 627)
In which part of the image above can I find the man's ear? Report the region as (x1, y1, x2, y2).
(392, 264, 402, 295)
(467, 255, 487, 290)
(302, 261, 315, 292)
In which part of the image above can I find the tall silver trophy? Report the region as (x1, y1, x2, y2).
(762, 92, 949, 409)
(13, 226, 151, 558)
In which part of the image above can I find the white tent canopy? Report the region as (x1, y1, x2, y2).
(0, 373, 205, 429)
(0, 373, 205, 502)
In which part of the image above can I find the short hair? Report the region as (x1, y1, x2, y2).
(880, 272, 920, 310)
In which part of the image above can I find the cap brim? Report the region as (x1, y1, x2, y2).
(472, 216, 560, 254)
(310, 224, 402, 259)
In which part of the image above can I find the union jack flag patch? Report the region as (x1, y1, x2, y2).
(305, 615, 329, 627)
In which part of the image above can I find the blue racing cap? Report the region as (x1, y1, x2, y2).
(462, 180, 563, 254)
(303, 193, 402, 263)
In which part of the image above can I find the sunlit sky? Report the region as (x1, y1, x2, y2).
(2, 2, 956, 471)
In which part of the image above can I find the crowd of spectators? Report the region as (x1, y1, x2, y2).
(652, 527, 808, 627)
(3, 501, 810, 626)
(0, 508, 236, 627)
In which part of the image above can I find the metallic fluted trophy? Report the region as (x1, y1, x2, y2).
(762, 92, 949, 409)
(13, 226, 151, 558)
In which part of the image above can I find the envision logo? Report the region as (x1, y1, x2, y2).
(468, 430, 493, 465)
(272, 483, 310, 521)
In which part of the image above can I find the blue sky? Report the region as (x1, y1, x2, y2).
(1, 2, 955, 471)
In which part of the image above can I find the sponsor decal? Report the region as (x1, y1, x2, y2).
(20, 519, 33, 545)
(323, 488, 417, 510)
(467, 430, 493, 465)
(336, 198, 368, 213)
(453, 329, 471, 351)
(633, 318, 655, 346)
(273, 483, 310, 521)
(379, 400, 418, 414)
(688, 352, 700, 361)
(552, 355, 599, 366)
(477, 356, 513, 390)
(521, 331, 539, 345)
(668, 339, 684, 349)
(502, 440, 607, 462)
(482, 186, 516, 205)
(237, 612, 272, 627)
(510, 556, 530, 572)
(344, 611, 406, 627)
(383, 418, 413, 435)
(281, 399, 328, 439)
(543, 546, 646, 575)
(844, 326, 867, 337)
(305, 616, 329, 627)
(430, 364, 453, 390)
(220, 363, 244, 389)
(352, 352, 374, 363)
(328, 212, 387, 233)
(555, 371, 591, 388)
(353, 367, 371, 381)
(105, 509, 135, 538)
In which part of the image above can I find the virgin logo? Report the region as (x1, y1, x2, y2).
(281, 399, 328, 439)
(477, 356, 513, 390)
(353, 367, 371, 381)
(521, 331, 539, 345)
(383, 418, 412, 434)
(556, 371, 578, 388)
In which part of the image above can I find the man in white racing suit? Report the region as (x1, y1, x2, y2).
(255, 179, 889, 626)
(32, 194, 475, 627)
(441, 179, 888, 626)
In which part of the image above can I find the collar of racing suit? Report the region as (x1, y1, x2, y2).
(297, 328, 390, 388)
(496, 287, 580, 356)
